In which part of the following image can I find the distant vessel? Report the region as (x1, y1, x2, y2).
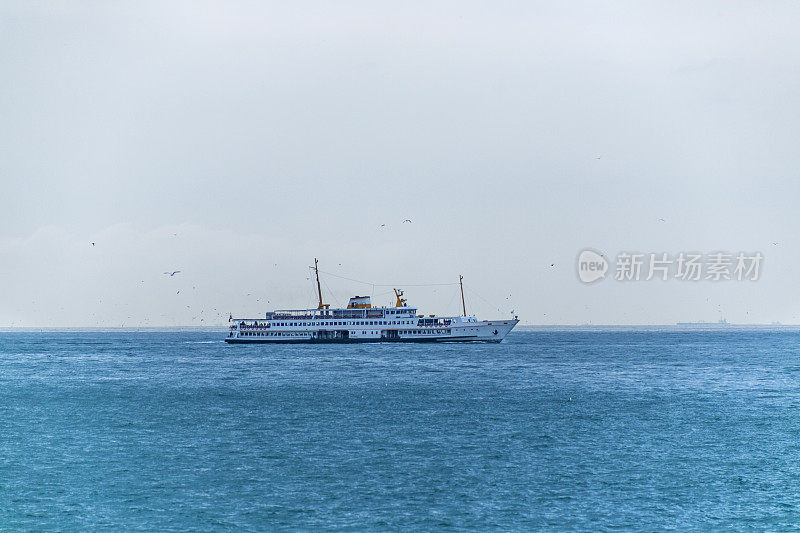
(225, 260, 519, 344)
(676, 318, 731, 327)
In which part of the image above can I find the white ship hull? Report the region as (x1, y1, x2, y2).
(225, 313, 518, 344)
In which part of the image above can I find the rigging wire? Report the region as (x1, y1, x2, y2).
(444, 285, 459, 315)
(321, 277, 342, 308)
(318, 269, 459, 288)
(466, 286, 507, 316)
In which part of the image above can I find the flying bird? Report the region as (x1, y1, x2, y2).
(90, 242, 95, 246)
(402, 219, 412, 223)
(164, 271, 181, 276)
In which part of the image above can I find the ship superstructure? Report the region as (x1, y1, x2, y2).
(224, 260, 518, 344)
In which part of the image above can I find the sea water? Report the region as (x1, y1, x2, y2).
(2, 328, 799, 530)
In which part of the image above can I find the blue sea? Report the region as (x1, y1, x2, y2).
(2, 328, 799, 530)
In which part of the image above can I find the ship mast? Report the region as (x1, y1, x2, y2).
(459, 275, 466, 316)
(314, 258, 324, 309)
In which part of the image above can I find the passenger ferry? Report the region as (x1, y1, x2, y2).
(225, 260, 519, 344)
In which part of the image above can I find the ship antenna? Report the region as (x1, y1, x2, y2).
(459, 275, 466, 316)
(314, 258, 324, 309)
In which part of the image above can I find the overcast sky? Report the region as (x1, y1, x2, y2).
(1, 1, 799, 326)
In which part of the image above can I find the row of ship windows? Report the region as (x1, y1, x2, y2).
(267, 320, 415, 327)
(241, 332, 310, 337)
(239, 329, 452, 337)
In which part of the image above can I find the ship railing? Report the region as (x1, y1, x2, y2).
(236, 321, 271, 330)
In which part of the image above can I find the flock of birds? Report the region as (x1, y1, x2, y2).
(379, 219, 413, 229)
(83, 213, 782, 325)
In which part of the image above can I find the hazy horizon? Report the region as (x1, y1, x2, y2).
(2, 2, 799, 327)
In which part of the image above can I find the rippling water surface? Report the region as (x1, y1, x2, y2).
(2, 329, 800, 530)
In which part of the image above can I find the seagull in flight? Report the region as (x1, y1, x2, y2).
(90, 242, 95, 246)
(164, 271, 181, 277)
(403, 219, 412, 223)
